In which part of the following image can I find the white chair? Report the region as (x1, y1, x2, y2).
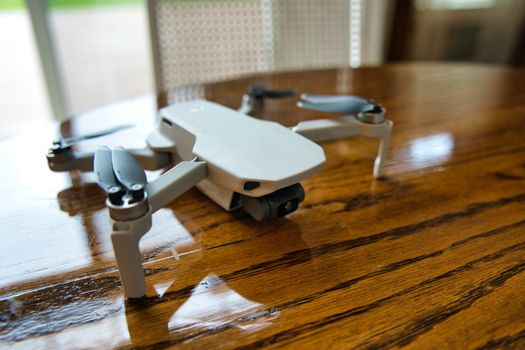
(147, 0, 391, 105)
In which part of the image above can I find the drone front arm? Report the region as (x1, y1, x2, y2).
(292, 116, 393, 177)
(109, 160, 207, 299)
(147, 160, 208, 213)
(47, 147, 171, 172)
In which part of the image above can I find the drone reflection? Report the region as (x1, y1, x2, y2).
(167, 273, 276, 333)
(122, 217, 313, 348)
(124, 274, 280, 347)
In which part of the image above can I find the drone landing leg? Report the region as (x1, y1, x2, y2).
(292, 117, 393, 178)
(373, 128, 391, 178)
(111, 214, 152, 299)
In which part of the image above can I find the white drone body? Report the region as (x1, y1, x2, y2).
(149, 100, 325, 211)
(47, 91, 393, 299)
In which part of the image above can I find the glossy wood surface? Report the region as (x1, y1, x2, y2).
(1, 63, 525, 349)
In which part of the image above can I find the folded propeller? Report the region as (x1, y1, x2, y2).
(298, 94, 385, 124)
(248, 83, 295, 100)
(94, 146, 147, 206)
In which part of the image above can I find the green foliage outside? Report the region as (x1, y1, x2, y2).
(0, 0, 251, 10)
(0, 0, 141, 11)
(0, 0, 23, 10)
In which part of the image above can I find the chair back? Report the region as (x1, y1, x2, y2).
(148, 0, 368, 99)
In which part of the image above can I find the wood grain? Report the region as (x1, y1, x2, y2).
(1, 63, 525, 349)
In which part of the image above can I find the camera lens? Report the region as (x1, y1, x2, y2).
(240, 183, 304, 220)
(277, 198, 298, 217)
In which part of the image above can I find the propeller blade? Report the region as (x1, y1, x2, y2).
(263, 89, 295, 98)
(300, 94, 368, 105)
(60, 124, 134, 145)
(297, 100, 371, 114)
(249, 84, 294, 99)
(298, 94, 377, 114)
(94, 146, 120, 190)
(111, 147, 147, 200)
(94, 146, 125, 204)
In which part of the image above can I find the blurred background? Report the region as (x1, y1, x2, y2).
(1, 0, 524, 138)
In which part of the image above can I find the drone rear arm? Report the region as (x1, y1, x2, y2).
(292, 116, 393, 177)
(47, 147, 171, 172)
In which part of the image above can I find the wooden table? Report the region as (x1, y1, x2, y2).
(1, 63, 525, 349)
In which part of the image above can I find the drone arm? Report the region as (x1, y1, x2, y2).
(109, 160, 206, 299)
(292, 117, 360, 142)
(130, 148, 171, 170)
(292, 116, 393, 177)
(147, 160, 208, 213)
(72, 152, 95, 171)
(47, 147, 171, 172)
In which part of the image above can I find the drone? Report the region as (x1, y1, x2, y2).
(47, 85, 393, 299)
